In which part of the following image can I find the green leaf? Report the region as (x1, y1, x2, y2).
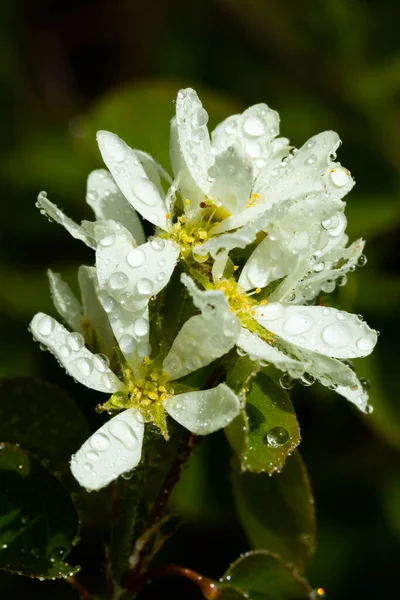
(0, 377, 90, 472)
(0, 444, 79, 579)
(231, 452, 316, 572)
(226, 372, 301, 473)
(219, 550, 313, 600)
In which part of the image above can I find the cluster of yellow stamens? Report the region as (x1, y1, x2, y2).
(101, 359, 174, 438)
(246, 192, 260, 208)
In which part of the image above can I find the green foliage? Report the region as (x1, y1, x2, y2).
(0, 378, 89, 473)
(226, 371, 301, 473)
(231, 452, 316, 572)
(219, 550, 313, 600)
(0, 444, 79, 579)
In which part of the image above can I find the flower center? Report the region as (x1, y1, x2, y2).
(100, 359, 174, 438)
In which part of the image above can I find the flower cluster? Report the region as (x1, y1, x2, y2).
(30, 88, 377, 491)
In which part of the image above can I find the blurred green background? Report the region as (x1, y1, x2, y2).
(1, 0, 400, 598)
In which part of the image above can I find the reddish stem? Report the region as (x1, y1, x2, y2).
(66, 577, 93, 600)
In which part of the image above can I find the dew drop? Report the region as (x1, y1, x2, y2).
(191, 107, 209, 128)
(131, 177, 160, 207)
(92, 353, 110, 372)
(109, 420, 138, 450)
(90, 432, 110, 452)
(109, 272, 129, 290)
(60, 344, 71, 358)
(224, 119, 237, 134)
(67, 332, 85, 351)
(321, 323, 351, 348)
(283, 312, 314, 336)
(126, 247, 146, 268)
(330, 166, 350, 187)
(133, 318, 149, 338)
(357, 254, 367, 267)
(279, 373, 294, 389)
(243, 116, 265, 137)
(83, 463, 93, 473)
(305, 154, 317, 165)
(100, 234, 115, 247)
(99, 293, 115, 313)
(356, 336, 375, 353)
(136, 279, 153, 296)
(151, 237, 165, 251)
(38, 315, 56, 336)
(265, 426, 289, 447)
(119, 334, 137, 354)
(75, 357, 93, 376)
(86, 450, 99, 461)
(106, 136, 126, 162)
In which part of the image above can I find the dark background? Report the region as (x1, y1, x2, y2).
(1, 0, 400, 598)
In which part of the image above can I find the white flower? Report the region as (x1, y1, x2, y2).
(30, 269, 241, 491)
(170, 274, 377, 414)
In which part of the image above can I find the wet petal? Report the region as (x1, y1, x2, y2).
(164, 384, 241, 435)
(134, 149, 173, 193)
(30, 313, 123, 393)
(211, 103, 280, 175)
(254, 303, 377, 359)
(95, 224, 179, 311)
(78, 266, 115, 356)
(97, 131, 168, 230)
(209, 146, 253, 214)
(255, 131, 354, 204)
(175, 88, 213, 195)
(70, 408, 144, 490)
(36, 191, 95, 248)
(163, 275, 240, 380)
(47, 270, 83, 333)
(335, 379, 371, 414)
(97, 290, 149, 372)
(236, 328, 304, 377)
(86, 169, 146, 245)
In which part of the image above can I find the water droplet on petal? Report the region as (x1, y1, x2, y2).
(330, 166, 350, 187)
(136, 279, 153, 296)
(109, 272, 129, 290)
(356, 336, 375, 353)
(126, 247, 146, 268)
(75, 357, 93, 376)
(133, 318, 149, 338)
(131, 177, 160, 207)
(90, 432, 110, 452)
(92, 353, 110, 372)
(191, 107, 209, 128)
(321, 323, 351, 348)
(100, 234, 115, 247)
(151, 237, 165, 251)
(38, 315, 56, 336)
(243, 116, 265, 137)
(279, 373, 294, 389)
(119, 334, 137, 354)
(109, 419, 138, 450)
(283, 312, 314, 336)
(67, 332, 85, 351)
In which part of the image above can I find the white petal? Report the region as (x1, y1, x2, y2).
(211, 103, 280, 175)
(254, 303, 377, 359)
(97, 131, 168, 230)
(210, 202, 275, 235)
(255, 131, 354, 205)
(47, 270, 83, 332)
(164, 384, 241, 435)
(78, 266, 115, 356)
(236, 328, 304, 376)
(97, 290, 149, 372)
(87, 170, 146, 245)
(195, 200, 288, 260)
(175, 88, 213, 195)
(36, 191, 95, 248)
(209, 146, 253, 214)
(294, 238, 365, 304)
(239, 196, 347, 291)
(70, 408, 144, 490)
(335, 379, 371, 414)
(163, 275, 240, 380)
(30, 313, 123, 393)
(134, 149, 172, 192)
(95, 224, 179, 311)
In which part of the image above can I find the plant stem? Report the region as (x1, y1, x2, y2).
(124, 430, 200, 592)
(66, 577, 94, 600)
